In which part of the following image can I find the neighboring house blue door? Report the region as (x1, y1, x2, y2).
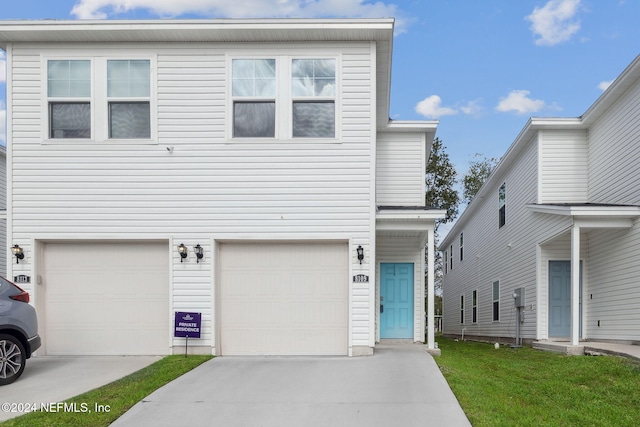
(549, 261, 582, 338)
(380, 263, 414, 339)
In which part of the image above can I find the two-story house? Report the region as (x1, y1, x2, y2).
(0, 19, 444, 356)
(440, 54, 640, 348)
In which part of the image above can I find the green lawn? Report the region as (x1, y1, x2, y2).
(434, 338, 640, 427)
(1, 355, 213, 427)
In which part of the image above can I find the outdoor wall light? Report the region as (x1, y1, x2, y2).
(194, 244, 204, 263)
(12, 244, 24, 264)
(178, 243, 188, 262)
(356, 245, 364, 264)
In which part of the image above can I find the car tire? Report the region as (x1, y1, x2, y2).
(0, 334, 26, 386)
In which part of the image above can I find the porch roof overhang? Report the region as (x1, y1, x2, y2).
(376, 206, 446, 246)
(527, 203, 640, 230)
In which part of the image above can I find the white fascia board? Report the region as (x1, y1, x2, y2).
(527, 204, 640, 217)
(0, 18, 395, 45)
(380, 120, 439, 133)
(376, 209, 446, 221)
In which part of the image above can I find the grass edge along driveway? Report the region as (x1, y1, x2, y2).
(1, 355, 213, 427)
(434, 338, 640, 427)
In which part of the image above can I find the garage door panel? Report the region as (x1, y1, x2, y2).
(44, 242, 169, 356)
(220, 242, 348, 356)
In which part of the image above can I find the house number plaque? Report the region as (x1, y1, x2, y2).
(353, 274, 369, 283)
(14, 275, 31, 284)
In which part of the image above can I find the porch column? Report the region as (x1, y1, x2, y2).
(427, 226, 435, 349)
(571, 225, 580, 346)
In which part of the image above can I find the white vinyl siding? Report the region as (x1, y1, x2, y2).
(589, 72, 640, 205)
(8, 41, 375, 352)
(376, 132, 425, 206)
(538, 130, 588, 203)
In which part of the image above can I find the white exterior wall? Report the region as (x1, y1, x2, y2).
(376, 132, 425, 206)
(442, 137, 571, 340)
(589, 75, 640, 204)
(583, 74, 640, 342)
(7, 41, 376, 351)
(538, 129, 588, 203)
(376, 236, 425, 342)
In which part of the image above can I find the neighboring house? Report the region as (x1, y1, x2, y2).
(0, 145, 6, 277)
(0, 19, 444, 356)
(440, 54, 640, 347)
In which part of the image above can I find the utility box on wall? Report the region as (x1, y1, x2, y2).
(513, 287, 525, 308)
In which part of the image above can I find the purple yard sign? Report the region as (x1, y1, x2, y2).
(174, 312, 202, 338)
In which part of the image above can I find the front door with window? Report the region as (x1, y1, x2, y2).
(380, 263, 414, 339)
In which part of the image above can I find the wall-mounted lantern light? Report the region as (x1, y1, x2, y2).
(12, 245, 25, 264)
(356, 245, 364, 264)
(178, 243, 188, 262)
(194, 244, 204, 263)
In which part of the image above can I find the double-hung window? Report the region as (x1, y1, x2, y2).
(232, 59, 276, 138)
(48, 60, 91, 139)
(46, 57, 153, 142)
(499, 183, 506, 228)
(230, 56, 337, 140)
(460, 295, 465, 324)
(291, 59, 335, 138)
(472, 290, 478, 323)
(492, 280, 500, 321)
(107, 60, 151, 139)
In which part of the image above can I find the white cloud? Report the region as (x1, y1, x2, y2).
(0, 51, 6, 83)
(415, 95, 457, 119)
(496, 90, 545, 115)
(526, 0, 581, 46)
(71, 0, 408, 32)
(598, 80, 613, 91)
(459, 99, 484, 118)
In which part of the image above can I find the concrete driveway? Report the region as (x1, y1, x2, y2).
(1, 355, 161, 422)
(112, 344, 471, 427)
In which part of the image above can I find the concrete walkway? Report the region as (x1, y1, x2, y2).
(112, 344, 471, 427)
(0, 356, 161, 422)
(533, 340, 640, 361)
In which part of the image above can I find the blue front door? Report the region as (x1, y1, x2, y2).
(380, 263, 414, 339)
(549, 261, 582, 338)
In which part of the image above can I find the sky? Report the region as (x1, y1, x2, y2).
(0, 0, 639, 191)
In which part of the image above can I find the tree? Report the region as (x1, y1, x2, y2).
(425, 137, 460, 298)
(462, 153, 499, 204)
(425, 138, 460, 234)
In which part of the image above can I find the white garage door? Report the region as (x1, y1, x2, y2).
(42, 242, 169, 355)
(219, 242, 348, 355)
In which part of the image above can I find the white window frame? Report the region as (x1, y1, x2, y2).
(499, 182, 506, 228)
(42, 53, 157, 144)
(226, 52, 341, 142)
(460, 295, 465, 325)
(459, 232, 464, 262)
(472, 289, 477, 324)
(492, 280, 500, 322)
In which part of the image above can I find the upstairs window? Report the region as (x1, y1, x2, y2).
(449, 244, 454, 271)
(499, 183, 506, 228)
(107, 60, 151, 139)
(459, 232, 464, 261)
(46, 57, 154, 142)
(48, 60, 91, 139)
(232, 59, 276, 138)
(291, 59, 335, 138)
(443, 250, 448, 274)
